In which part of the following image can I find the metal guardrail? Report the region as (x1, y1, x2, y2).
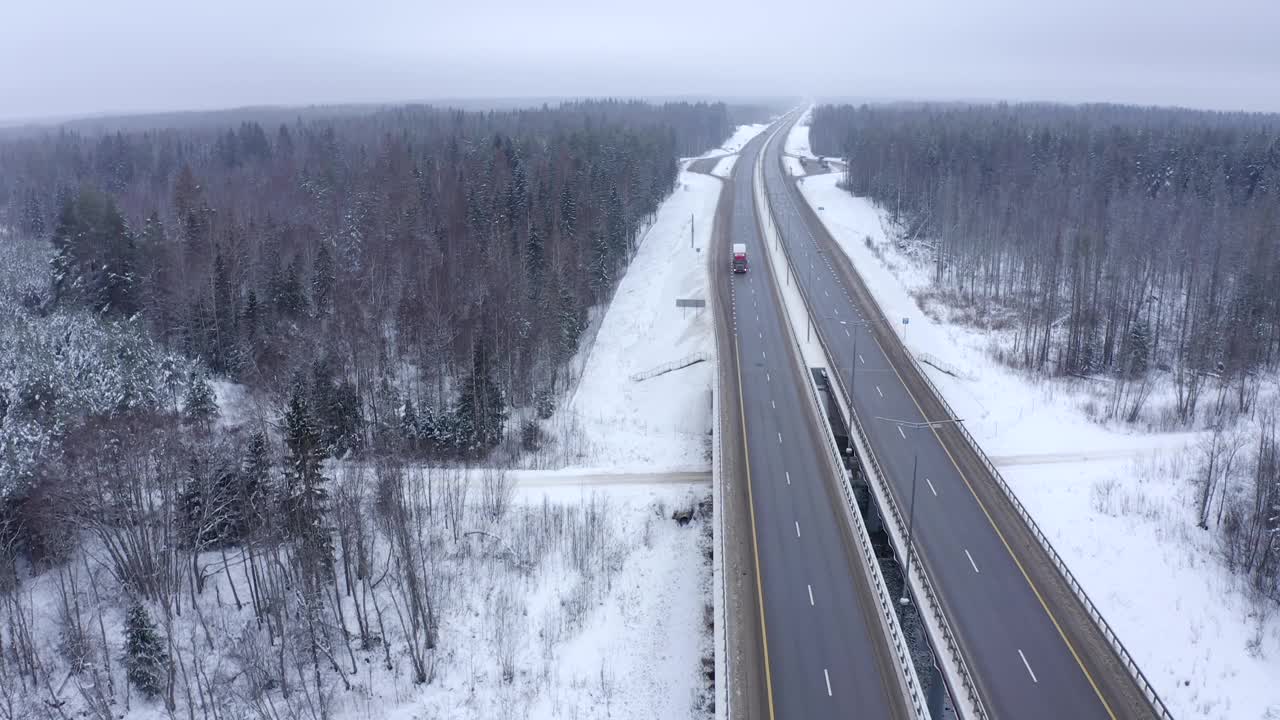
(768, 141, 1176, 719)
(711, 346, 729, 720)
(916, 352, 976, 381)
(750, 130, 931, 720)
(753, 136, 980, 720)
(813, 316, 990, 720)
(629, 352, 710, 382)
(888, 321, 1176, 719)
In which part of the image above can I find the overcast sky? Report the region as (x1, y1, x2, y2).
(3, 0, 1279, 121)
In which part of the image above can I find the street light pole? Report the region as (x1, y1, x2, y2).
(874, 415, 966, 606)
(851, 323, 858, 389)
(902, 451, 919, 606)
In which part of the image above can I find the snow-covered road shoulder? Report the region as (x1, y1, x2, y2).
(693, 123, 767, 159)
(711, 154, 737, 178)
(785, 106, 817, 159)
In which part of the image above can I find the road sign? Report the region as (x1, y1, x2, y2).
(676, 298, 706, 308)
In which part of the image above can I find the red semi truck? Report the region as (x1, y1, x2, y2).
(731, 243, 748, 273)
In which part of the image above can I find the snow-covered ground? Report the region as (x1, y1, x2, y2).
(692, 123, 767, 159)
(538, 123, 773, 471)
(545, 123, 772, 474)
(783, 155, 805, 176)
(793, 163, 1280, 718)
(541, 171, 728, 473)
(785, 106, 817, 159)
(394, 481, 713, 720)
(711, 154, 737, 178)
(10, 465, 711, 720)
(421, 123, 759, 720)
(3, 127, 765, 720)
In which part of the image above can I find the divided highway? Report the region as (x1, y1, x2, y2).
(713, 122, 912, 719)
(761, 114, 1162, 719)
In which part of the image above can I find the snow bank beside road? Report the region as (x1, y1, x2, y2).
(711, 154, 737, 178)
(550, 123, 768, 474)
(692, 123, 768, 159)
(553, 170, 722, 473)
(795, 171, 1280, 719)
(785, 106, 816, 159)
(718, 123, 767, 155)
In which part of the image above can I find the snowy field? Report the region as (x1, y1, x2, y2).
(391, 478, 713, 720)
(8, 462, 711, 720)
(783, 155, 805, 176)
(793, 144, 1280, 715)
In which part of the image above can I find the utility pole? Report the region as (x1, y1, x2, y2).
(874, 416, 966, 606)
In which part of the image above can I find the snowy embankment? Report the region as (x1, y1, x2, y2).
(794, 157, 1280, 716)
(711, 154, 737, 178)
(785, 106, 816, 159)
(693, 123, 767, 160)
(445, 124, 762, 720)
(545, 170, 725, 474)
(783, 107, 817, 176)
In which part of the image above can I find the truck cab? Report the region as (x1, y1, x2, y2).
(731, 243, 748, 273)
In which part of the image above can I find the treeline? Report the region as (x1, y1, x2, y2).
(1, 101, 730, 461)
(811, 103, 1280, 423)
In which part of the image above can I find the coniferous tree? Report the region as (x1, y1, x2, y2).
(525, 225, 545, 285)
(1128, 318, 1152, 377)
(242, 289, 260, 341)
(325, 379, 363, 457)
(100, 223, 139, 317)
(281, 260, 307, 317)
(559, 183, 577, 241)
(400, 397, 419, 453)
(311, 244, 334, 317)
(19, 189, 45, 239)
(454, 342, 506, 454)
(177, 469, 209, 550)
(183, 369, 218, 427)
(212, 251, 237, 373)
(124, 603, 168, 700)
(588, 231, 611, 300)
(556, 277, 584, 362)
(178, 454, 238, 549)
(239, 431, 271, 540)
(281, 380, 333, 581)
(50, 188, 139, 316)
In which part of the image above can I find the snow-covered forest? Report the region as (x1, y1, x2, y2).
(810, 102, 1280, 609)
(0, 100, 742, 719)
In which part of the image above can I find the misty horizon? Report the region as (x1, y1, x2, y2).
(4, 0, 1280, 121)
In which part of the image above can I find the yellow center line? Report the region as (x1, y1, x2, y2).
(734, 334, 777, 720)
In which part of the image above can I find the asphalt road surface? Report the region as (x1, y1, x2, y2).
(714, 121, 911, 720)
(761, 113, 1160, 720)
